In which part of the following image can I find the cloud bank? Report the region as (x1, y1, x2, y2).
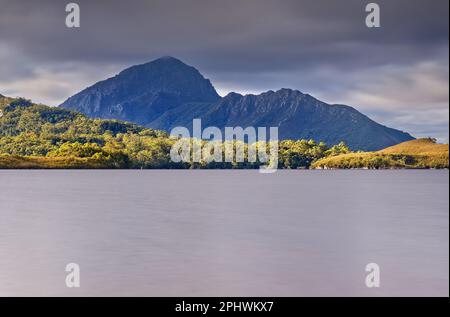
(0, 0, 448, 141)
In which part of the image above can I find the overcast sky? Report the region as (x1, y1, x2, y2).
(0, 0, 448, 141)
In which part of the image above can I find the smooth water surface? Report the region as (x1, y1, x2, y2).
(0, 170, 448, 296)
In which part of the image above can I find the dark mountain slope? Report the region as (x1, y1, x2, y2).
(146, 89, 413, 150)
(60, 56, 220, 125)
(60, 57, 414, 150)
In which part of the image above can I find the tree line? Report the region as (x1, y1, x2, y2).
(0, 98, 350, 169)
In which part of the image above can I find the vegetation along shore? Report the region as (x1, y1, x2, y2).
(0, 95, 448, 170)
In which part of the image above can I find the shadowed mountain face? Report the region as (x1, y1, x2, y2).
(60, 57, 414, 150)
(60, 57, 220, 126)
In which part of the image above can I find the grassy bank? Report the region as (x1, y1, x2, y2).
(312, 139, 449, 169)
(0, 154, 116, 169)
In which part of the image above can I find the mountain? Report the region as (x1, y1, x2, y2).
(60, 56, 220, 126)
(174, 89, 415, 151)
(60, 57, 414, 150)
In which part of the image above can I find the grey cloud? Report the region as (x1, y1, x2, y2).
(0, 0, 447, 67)
(0, 0, 448, 140)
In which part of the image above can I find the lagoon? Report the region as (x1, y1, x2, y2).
(0, 170, 448, 296)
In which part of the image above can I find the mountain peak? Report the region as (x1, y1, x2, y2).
(155, 56, 183, 63)
(119, 56, 197, 77)
(275, 88, 302, 94)
(60, 56, 220, 125)
(140, 56, 189, 69)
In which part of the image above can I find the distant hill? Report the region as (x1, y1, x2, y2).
(0, 95, 167, 168)
(379, 138, 449, 155)
(60, 56, 414, 151)
(312, 139, 449, 169)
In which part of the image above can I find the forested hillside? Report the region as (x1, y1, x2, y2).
(0, 95, 350, 169)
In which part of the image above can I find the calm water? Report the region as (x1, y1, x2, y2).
(0, 170, 448, 296)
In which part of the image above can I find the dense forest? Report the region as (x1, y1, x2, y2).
(0, 96, 351, 169)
